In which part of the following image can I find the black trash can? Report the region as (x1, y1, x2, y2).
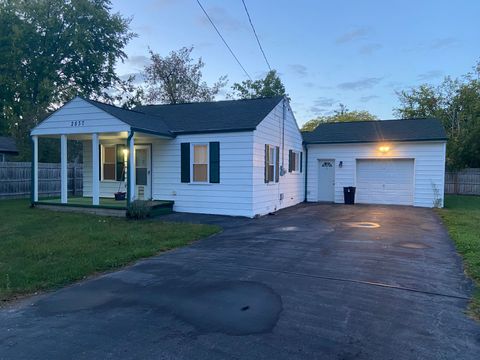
(343, 186, 356, 205)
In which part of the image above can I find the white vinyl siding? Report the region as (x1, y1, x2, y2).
(31, 97, 130, 136)
(252, 100, 305, 216)
(306, 141, 446, 208)
(150, 132, 254, 217)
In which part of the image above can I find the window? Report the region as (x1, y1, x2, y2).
(289, 150, 301, 173)
(192, 144, 208, 182)
(265, 144, 279, 183)
(102, 145, 116, 180)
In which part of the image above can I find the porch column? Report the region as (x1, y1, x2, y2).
(60, 134, 68, 204)
(32, 135, 38, 203)
(92, 133, 100, 205)
(127, 132, 135, 203)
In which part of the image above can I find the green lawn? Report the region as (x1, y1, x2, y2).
(438, 195, 480, 319)
(0, 199, 220, 303)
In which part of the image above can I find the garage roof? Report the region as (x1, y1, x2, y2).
(302, 118, 447, 144)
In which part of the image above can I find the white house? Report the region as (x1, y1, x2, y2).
(30, 96, 304, 217)
(30, 96, 447, 217)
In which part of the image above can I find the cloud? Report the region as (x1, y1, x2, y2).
(119, 72, 145, 84)
(430, 37, 458, 50)
(197, 6, 246, 32)
(359, 43, 383, 55)
(288, 64, 308, 77)
(417, 70, 443, 81)
(337, 77, 383, 90)
(304, 82, 315, 88)
(314, 97, 337, 107)
(126, 55, 150, 68)
(359, 95, 379, 103)
(309, 106, 328, 116)
(404, 37, 459, 53)
(336, 27, 370, 44)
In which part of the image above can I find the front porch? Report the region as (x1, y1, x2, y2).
(35, 197, 174, 217)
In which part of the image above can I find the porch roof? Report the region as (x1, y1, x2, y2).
(81, 98, 174, 138)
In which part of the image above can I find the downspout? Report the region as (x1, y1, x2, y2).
(30, 136, 35, 208)
(304, 144, 308, 202)
(127, 130, 135, 207)
(281, 97, 286, 171)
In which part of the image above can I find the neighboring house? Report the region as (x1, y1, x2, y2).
(29, 96, 447, 217)
(302, 119, 447, 207)
(0, 136, 19, 162)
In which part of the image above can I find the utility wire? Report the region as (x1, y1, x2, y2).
(241, 0, 272, 71)
(196, 0, 252, 80)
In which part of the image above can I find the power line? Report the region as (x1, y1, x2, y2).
(196, 0, 252, 80)
(241, 0, 272, 71)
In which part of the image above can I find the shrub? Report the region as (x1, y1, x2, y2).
(126, 200, 151, 220)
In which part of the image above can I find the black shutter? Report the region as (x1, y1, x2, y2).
(264, 144, 269, 183)
(275, 146, 280, 182)
(180, 143, 190, 183)
(300, 152, 303, 172)
(209, 142, 220, 183)
(288, 150, 293, 172)
(116, 145, 126, 181)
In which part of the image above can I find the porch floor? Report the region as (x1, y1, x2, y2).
(36, 197, 174, 211)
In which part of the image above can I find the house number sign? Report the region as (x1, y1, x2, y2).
(70, 120, 85, 127)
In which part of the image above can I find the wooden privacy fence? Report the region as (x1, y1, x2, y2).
(0, 162, 83, 199)
(445, 168, 480, 195)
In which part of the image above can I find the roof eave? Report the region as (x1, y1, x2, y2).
(172, 127, 257, 135)
(303, 138, 448, 145)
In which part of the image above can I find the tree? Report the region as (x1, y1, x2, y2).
(301, 104, 378, 131)
(395, 62, 480, 169)
(143, 47, 227, 104)
(231, 70, 287, 99)
(0, 0, 135, 160)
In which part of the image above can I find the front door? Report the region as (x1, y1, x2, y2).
(135, 145, 151, 200)
(318, 159, 335, 202)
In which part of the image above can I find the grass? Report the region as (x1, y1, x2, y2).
(438, 195, 480, 319)
(0, 199, 220, 303)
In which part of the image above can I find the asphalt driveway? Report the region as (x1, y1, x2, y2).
(1, 203, 479, 359)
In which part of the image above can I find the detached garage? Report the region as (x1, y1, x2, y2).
(303, 119, 447, 208)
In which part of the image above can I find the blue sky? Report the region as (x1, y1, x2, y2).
(111, 0, 480, 126)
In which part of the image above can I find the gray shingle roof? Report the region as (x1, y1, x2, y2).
(0, 136, 18, 154)
(136, 96, 284, 134)
(82, 98, 174, 137)
(302, 118, 447, 144)
(82, 96, 283, 136)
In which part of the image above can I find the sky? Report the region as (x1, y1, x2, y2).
(111, 0, 480, 126)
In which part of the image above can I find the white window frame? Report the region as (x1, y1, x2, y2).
(291, 150, 301, 173)
(191, 143, 209, 183)
(266, 144, 278, 183)
(101, 144, 116, 182)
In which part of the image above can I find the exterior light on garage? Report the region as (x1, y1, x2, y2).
(378, 145, 390, 153)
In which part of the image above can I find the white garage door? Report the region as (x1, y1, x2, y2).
(356, 159, 414, 205)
